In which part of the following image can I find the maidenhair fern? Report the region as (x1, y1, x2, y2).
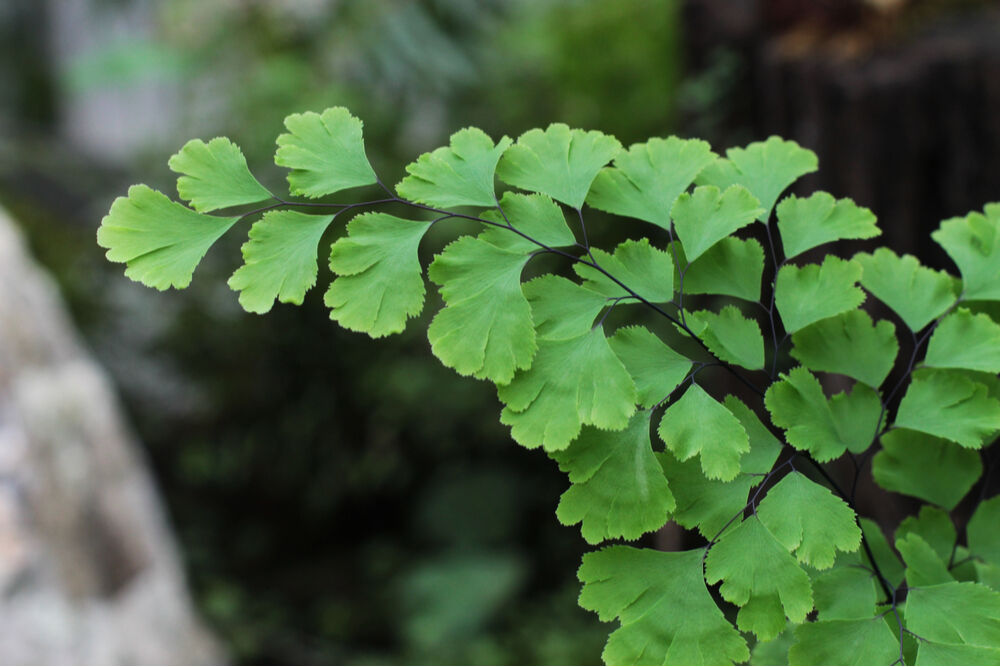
(98, 107, 1000, 665)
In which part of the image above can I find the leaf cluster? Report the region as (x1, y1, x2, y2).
(98, 107, 1000, 665)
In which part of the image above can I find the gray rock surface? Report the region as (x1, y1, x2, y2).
(0, 207, 221, 664)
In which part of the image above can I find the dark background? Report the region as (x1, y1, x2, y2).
(1, 0, 998, 663)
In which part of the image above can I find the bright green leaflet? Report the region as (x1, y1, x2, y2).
(573, 239, 674, 302)
(395, 127, 512, 208)
(577, 546, 749, 666)
(776, 192, 879, 259)
(695, 136, 818, 221)
(924, 308, 1000, 373)
(756, 471, 861, 570)
(522, 275, 608, 341)
(775, 256, 865, 333)
(274, 107, 377, 198)
(498, 328, 636, 451)
(687, 305, 765, 371)
(906, 582, 1000, 651)
(968, 496, 1000, 565)
(670, 185, 762, 262)
(674, 237, 765, 302)
(97, 184, 239, 290)
(894, 369, 1000, 448)
(496, 123, 621, 209)
(896, 505, 957, 562)
(168, 137, 271, 212)
(854, 248, 957, 332)
(705, 517, 814, 641)
(790, 310, 898, 388)
(932, 204, 1000, 300)
(871, 430, 982, 510)
(586, 136, 716, 231)
(659, 396, 781, 539)
(765, 367, 881, 461)
(426, 235, 536, 385)
(608, 326, 691, 408)
(811, 558, 879, 621)
(916, 642, 1000, 666)
(788, 618, 899, 666)
(228, 211, 334, 314)
(479, 192, 576, 252)
(897, 533, 954, 587)
(658, 384, 749, 481)
(552, 412, 674, 544)
(324, 212, 433, 337)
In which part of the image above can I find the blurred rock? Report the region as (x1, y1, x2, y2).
(0, 207, 221, 664)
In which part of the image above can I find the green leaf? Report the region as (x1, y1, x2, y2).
(855, 248, 957, 332)
(775, 256, 865, 333)
(788, 618, 898, 666)
(896, 505, 957, 562)
(968, 496, 1000, 565)
(228, 211, 334, 314)
(925, 308, 1000, 373)
(859, 517, 905, 587)
(498, 328, 636, 451)
(395, 127, 511, 208)
(696, 136, 818, 221)
(586, 137, 716, 230)
(706, 517, 814, 640)
(871, 430, 982, 510)
(725, 395, 784, 474)
(790, 310, 898, 388)
(932, 203, 1000, 300)
(552, 412, 673, 544)
(916, 641, 1000, 666)
(479, 192, 576, 251)
(670, 185, 762, 261)
(765, 367, 881, 461)
(675, 237, 766, 302)
(578, 546, 749, 665)
(750, 623, 796, 666)
(894, 369, 1000, 448)
(324, 212, 433, 337)
(168, 137, 271, 212)
(688, 305, 765, 371)
(426, 236, 535, 384)
(658, 384, 749, 481)
(659, 396, 781, 539)
(573, 239, 674, 302)
(757, 471, 861, 569)
(906, 582, 1000, 649)
(497, 124, 622, 209)
(274, 107, 377, 198)
(950, 545, 981, 583)
(608, 326, 691, 408)
(523, 275, 608, 341)
(97, 184, 239, 290)
(897, 533, 954, 587)
(811, 559, 879, 620)
(776, 192, 878, 259)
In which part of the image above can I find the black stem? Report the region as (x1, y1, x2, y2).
(391, 197, 767, 398)
(800, 452, 895, 602)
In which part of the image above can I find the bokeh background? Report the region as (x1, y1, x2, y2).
(0, 0, 998, 664)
